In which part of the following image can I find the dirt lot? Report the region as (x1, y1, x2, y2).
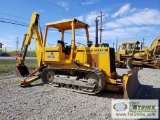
(0, 68, 160, 120)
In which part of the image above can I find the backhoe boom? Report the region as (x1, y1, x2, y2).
(15, 12, 43, 77)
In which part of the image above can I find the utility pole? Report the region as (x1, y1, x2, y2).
(97, 11, 106, 43)
(116, 36, 118, 50)
(142, 37, 145, 49)
(142, 37, 145, 44)
(16, 37, 19, 53)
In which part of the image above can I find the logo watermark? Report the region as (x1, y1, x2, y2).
(112, 99, 159, 119)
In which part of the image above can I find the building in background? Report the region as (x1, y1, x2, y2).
(0, 43, 3, 55)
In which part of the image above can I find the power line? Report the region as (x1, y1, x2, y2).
(41, 0, 89, 17)
(0, 0, 101, 25)
(0, 17, 28, 25)
(0, 17, 89, 38)
(22, 0, 83, 19)
(22, 0, 67, 17)
(0, 11, 29, 21)
(0, 1, 99, 26)
(0, 11, 46, 27)
(0, 20, 28, 27)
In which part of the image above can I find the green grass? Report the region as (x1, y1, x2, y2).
(7, 50, 36, 57)
(0, 59, 37, 73)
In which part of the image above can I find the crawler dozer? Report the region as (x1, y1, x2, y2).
(15, 12, 141, 99)
(116, 38, 160, 68)
(115, 41, 141, 67)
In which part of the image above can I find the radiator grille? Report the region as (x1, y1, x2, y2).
(110, 48, 116, 72)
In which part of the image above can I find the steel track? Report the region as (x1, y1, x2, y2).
(41, 67, 106, 94)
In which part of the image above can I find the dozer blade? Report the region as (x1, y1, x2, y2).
(14, 65, 29, 77)
(123, 68, 141, 99)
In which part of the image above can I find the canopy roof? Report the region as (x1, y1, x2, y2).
(46, 19, 89, 31)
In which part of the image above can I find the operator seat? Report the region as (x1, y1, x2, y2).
(57, 40, 71, 54)
(57, 40, 65, 48)
(87, 41, 93, 47)
(57, 40, 65, 53)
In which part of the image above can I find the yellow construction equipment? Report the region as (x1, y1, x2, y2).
(115, 41, 141, 67)
(15, 12, 141, 99)
(116, 38, 160, 68)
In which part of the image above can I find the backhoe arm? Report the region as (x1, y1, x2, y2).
(15, 12, 43, 77)
(149, 37, 160, 54)
(19, 12, 41, 63)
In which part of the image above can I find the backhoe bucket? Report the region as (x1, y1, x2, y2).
(14, 65, 29, 77)
(123, 68, 141, 99)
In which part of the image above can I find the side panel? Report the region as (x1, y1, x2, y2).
(43, 46, 63, 62)
(86, 47, 115, 77)
(75, 46, 86, 63)
(120, 50, 127, 54)
(87, 54, 98, 68)
(98, 48, 111, 76)
(75, 46, 116, 77)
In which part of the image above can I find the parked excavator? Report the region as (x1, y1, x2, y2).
(115, 38, 160, 68)
(15, 12, 141, 99)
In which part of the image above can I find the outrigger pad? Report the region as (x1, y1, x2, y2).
(14, 65, 29, 77)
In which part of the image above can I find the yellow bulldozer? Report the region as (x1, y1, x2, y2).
(115, 41, 141, 67)
(15, 12, 141, 99)
(115, 38, 160, 68)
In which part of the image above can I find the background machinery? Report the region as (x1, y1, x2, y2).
(15, 12, 141, 99)
(115, 41, 141, 67)
(132, 37, 160, 68)
(115, 38, 160, 68)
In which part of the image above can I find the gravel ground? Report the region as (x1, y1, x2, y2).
(0, 68, 159, 120)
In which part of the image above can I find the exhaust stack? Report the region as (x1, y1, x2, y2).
(95, 18, 99, 47)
